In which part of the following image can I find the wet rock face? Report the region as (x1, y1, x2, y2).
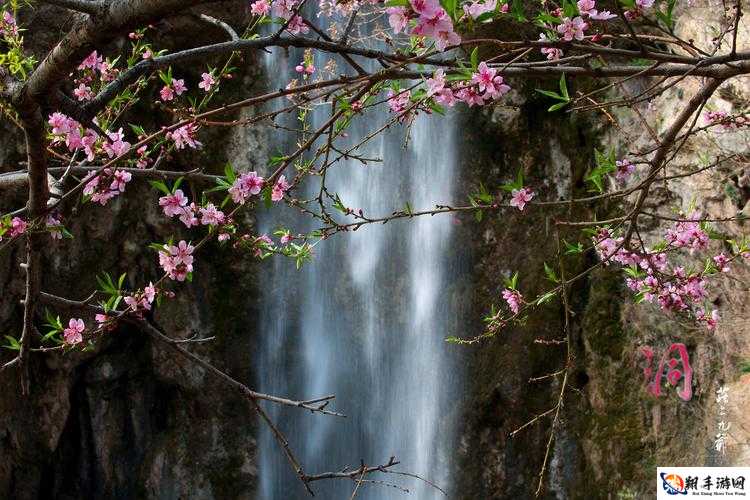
(454, 3, 750, 498)
(0, 4, 265, 499)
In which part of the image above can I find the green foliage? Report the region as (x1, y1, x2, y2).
(585, 148, 616, 193)
(535, 74, 570, 112)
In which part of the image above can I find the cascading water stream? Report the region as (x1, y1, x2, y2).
(255, 14, 464, 498)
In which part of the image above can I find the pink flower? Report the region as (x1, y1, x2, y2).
(229, 171, 265, 204)
(46, 214, 63, 240)
(172, 79, 187, 96)
(74, 83, 93, 101)
(198, 72, 216, 92)
(502, 289, 523, 314)
(589, 10, 617, 20)
(9, 217, 26, 238)
(280, 232, 293, 245)
(456, 87, 485, 107)
(95, 313, 110, 327)
(696, 308, 719, 330)
(81, 131, 98, 161)
(387, 89, 412, 118)
(159, 240, 195, 281)
(539, 33, 563, 60)
(251, 0, 271, 15)
(271, 175, 291, 202)
(557, 16, 588, 41)
(286, 15, 309, 35)
(159, 189, 189, 217)
(636, 0, 654, 8)
(463, 0, 496, 19)
(471, 62, 511, 99)
(78, 51, 103, 70)
(0, 11, 18, 36)
(144, 282, 157, 303)
(167, 123, 202, 150)
(48, 112, 75, 135)
(160, 85, 175, 101)
(713, 253, 730, 273)
(199, 203, 225, 225)
(410, 0, 440, 16)
(218, 233, 230, 242)
(142, 49, 153, 59)
(615, 158, 635, 181)
(109, 170, 132, 192)
(577, 0, 596, 16)
(387, 7, 409, 34)
(665, 215, 709, 253)
(63, 318, 85, 345)
(295, 62, 316, 75)
(179, 202, 200, 228)
(103, 128, 131, 158)
(510, 187, 534, 211)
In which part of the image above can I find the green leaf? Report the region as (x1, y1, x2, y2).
(563, 239, 584, 254)
(559, 74, 569, 100)
(224, 162, 236, 183)
(536, 89, 565, 101)
(384, 0, 409, 5)
(172, 177, 184, 193)
(148, 180, 171, 195)
(544, 262, 559, 283)
(470, 47, 479, 71)
(3, 335, 20, 350)
(548, 101, 569, 112)
(536, 291, 557, 305)
(510, 0, 526, 21)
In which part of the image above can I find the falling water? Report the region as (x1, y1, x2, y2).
(255, 15, 464, 498)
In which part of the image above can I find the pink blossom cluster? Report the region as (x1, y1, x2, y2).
(63, 318, 85, 345)
(705, 110, 748, 130)
(695, 308, 719, 330)
(83, 169, 133, 205)
(0, 216, 27, 241)
(575, 0, 616, 21)
(158, 240, 195, 281)
(502, 288, 523, 314)
(48, 113, 98, 160)
(593, 219, 727, 329)
(167, 123, 202, 150)
(418, 63, 511, 114)
(74, 51, 117, 100)
(387, 0, 461, 51)
(538, 33, 563, 61)
(664, 214, 710, 254)
(160, 78, 187, 101)
(260, 0, 309, 35)
(271, 175, 291, 201)
(510, 187, 534, 211)
(387, 89, 412, 119)
(0, 11, 18, 36)
(536, 1, 618, 60)
(615, 158, 635, 181)
(624, 0, 655, 20)
(124, 282, 157, 313)
(199, 72, 217, 92)
(46, 213, 64, 240)
(295, 61, 315, 75)
(253, 233, 274, 257)
(462, 0, 505, 20)
(229, 171, 265, 204)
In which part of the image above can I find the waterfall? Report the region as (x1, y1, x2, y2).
(255, 17, 464, 498)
